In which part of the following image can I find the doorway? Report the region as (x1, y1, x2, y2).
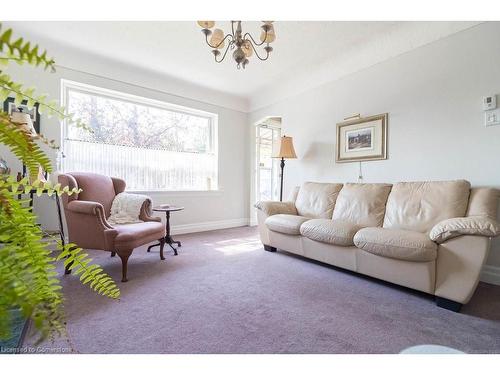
(255, 117, 281, 202)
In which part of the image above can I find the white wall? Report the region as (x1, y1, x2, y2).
(1, 55, 250, 234)
(249, 22, 500, 272)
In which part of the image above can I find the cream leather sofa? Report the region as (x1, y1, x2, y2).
(255, 181, 500, 312)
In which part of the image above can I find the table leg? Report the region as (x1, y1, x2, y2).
(147, 210, 181, 255)
(165, 211, 179, 255)
(147, 242, 161, 252)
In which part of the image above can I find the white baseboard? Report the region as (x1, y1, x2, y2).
(171, 218, 250, 235)
(480, 265, 500, 286)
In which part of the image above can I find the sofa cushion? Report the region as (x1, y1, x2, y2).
(354, 227, 437, 262)
(383, 180, 470, 233)
(265, 214, 310, 235)
(466, 187, 500, 219)
(300, 219, 360, 246)
(332, 183, 392, 227)
(295, 182, 343, 219)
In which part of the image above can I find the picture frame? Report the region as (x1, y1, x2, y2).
(335, 113, 388, 163)
(3, 97, 41, 133)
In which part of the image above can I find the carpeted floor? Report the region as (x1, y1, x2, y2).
(24, 226, 500, 353)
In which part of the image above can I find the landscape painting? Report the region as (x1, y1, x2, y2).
(345, 127, 373, 152)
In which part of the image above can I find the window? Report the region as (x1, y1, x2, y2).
(61, 80, 218, 191)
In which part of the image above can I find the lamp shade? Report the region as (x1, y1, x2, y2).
(10, 111, 36, 135)
(210, 28, 225, 49)
(197, 21, 215, 29)
(273, 136, 297, 159)
(260, 24, 276, 43)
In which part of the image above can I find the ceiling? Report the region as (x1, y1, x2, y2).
(5, 21, 480, 111)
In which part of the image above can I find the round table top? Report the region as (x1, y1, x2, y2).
(153, 206, 184, 212)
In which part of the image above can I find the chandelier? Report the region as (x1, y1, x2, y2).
(196, 21, 276, 69)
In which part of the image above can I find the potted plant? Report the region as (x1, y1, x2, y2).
(0, 23, 120, 345)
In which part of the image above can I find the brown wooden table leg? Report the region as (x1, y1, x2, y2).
(147, 210, 181, 255)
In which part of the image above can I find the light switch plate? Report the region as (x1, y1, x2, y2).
(483, 95, 497, 110)
(485, 108, 500, 126)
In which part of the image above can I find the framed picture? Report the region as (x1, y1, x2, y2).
(3, 97, 41, 133)
(336, 113, 388, 163)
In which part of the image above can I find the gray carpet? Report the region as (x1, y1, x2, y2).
(24, 226, 500, 353)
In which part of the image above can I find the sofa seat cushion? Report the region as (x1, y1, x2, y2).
(353, 227, 437, 262)
(300, 219, 360, 246)
(265, 214, 310, 235)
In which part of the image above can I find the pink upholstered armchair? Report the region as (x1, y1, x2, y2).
(58, 172, 166, 282)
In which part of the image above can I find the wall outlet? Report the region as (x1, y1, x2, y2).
(485, 108, 500, 127)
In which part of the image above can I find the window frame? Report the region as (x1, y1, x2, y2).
(60, 79, 219, 193)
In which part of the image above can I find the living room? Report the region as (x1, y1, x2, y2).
(1, 0, 499, 372)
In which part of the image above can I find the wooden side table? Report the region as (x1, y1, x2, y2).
(147, 206, 184, 257)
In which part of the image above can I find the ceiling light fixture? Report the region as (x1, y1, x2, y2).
(197, 21, 275, 69)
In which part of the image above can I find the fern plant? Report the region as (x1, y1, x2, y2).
(0, 23, 120, 342)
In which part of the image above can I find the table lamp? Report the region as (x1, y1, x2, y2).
(273, 135, 297, 201)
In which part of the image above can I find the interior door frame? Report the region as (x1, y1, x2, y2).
(254, 117, 282, 203)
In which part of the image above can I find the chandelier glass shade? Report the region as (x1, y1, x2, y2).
(196, 21, 275, 69)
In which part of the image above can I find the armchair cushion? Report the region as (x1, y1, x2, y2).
(265, 214, 310, 235)
(254, 200, 297, 216)
(429, 216, 500, 243)
(114, 222, 165, 250)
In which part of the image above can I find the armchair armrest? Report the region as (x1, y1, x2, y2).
(139, 199, 161, 222)
(67, 200, 113, 230)
(430, 216, 500, 243)
(68, 200, 103, 215)
(254, 200, 298, 217)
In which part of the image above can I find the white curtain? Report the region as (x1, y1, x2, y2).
(63, 140, 218, 191)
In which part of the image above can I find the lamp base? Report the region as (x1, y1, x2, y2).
(279, 157, 285, 201)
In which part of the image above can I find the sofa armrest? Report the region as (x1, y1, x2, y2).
(67, 200, 113, 230)
(430, 216, 500, 243)
(435, 235, 490, 304)
(254, 200, 297, 217)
